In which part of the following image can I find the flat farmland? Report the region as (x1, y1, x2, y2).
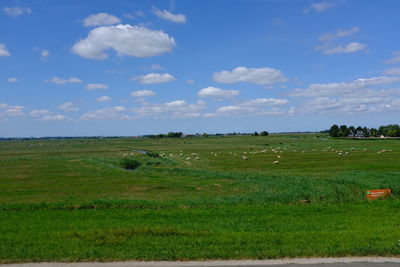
(1, 134, 400, 263)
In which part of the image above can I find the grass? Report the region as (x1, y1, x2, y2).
(1, 133, 400, 262)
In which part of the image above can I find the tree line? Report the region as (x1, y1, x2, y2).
(328, 124, 400, 137)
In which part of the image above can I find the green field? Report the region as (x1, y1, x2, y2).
(1, 134, 400, 263)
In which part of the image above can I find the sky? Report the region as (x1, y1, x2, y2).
(1, 0, 400, 137)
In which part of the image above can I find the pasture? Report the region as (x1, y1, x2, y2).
(1, 134, 400, 263)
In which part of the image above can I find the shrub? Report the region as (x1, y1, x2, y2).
(146, 151, 160, 158)
(121, 158, 141, 170)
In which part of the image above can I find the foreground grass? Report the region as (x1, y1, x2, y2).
(1, 134, 400, 262)
(1, 201, 400, 263)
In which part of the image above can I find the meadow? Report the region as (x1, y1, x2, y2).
(1, 134, 400, 263)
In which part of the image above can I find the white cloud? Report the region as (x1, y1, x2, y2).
(186, 79, 195, 85)
(130, 90, 155, 97)
(96, 96, 111, 102)
(46, 76, 83, 84)
(295, 91, 400, 115)
(39, 114, 69, 121)
(152, 7, 186, 23)
(290, 76, 400, 97)
(0, 44, 11, 57)
(83, 13, 121, 27)
(133, 73, 176, 84)
(383, 67, 400, 76)
(123, 10, 145, 19)
(0, 103, 25, 117)
(133, 100, 206, 118)
(245, 98, 288, 105)
(72, 24, 176, 59)
(319, 27, 360, 42)
(386, 51, 400, 64)
(213, 67, 287, 85)
(316, 42, 367, 55)
(39, 49, 50, 61)
(81, 106, 129, 120)
(7, 77, 18, 83)
(3, 6, 32, 17)
(58, 102, 79, 112)
(303, 1, 335, 13)
(205, 98, 288, 117)
(85, 83, 109, 90)
(151, 64, 163, 70)
(30, 109, 51, 117)
(197, 86, 240, 100)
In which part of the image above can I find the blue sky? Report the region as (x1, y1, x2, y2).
(1, 0, 400, 137)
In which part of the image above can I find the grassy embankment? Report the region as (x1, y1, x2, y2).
(1, 134, 400, 262)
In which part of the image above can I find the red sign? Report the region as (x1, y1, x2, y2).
(366, 189, 392, 200)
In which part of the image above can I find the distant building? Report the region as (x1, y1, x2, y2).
(355, 130, 364, 138)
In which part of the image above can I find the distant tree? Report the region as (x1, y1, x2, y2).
(370, 128, 378, 137)
(339, 125, 349, 137)
(260, 131, 269, 136)
(253, 131, 259, 136)
(363, 127, 370, 137)
(167, 132, 183, 138)
(378, 124, 400, 137)
(329, 124, 340, 137)
(202, 133, 209, 137)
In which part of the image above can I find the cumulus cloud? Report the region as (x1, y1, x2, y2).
(386, 51, 400, 64)
(319, 27, 360, 42)
(39, 114, 69, 121)
(81, 106, 129, 120)
(205, 98, 288, 117)
(72, 24, 176, 59)
(3, 6, 32, 17)
(30, 109, 51, 117)
(0, 44, 11, 57)
(0, 103, 25, 117)
(133, 73, 176, 84)
(290, 76, 400, 97)
(83, 13, 121, 27)
(152, 7, 186, 23)
(295, 91, 400, 115)
(58, 102, 79, 112)
(213, 67, 287, 85)
(96, 96, 111, 102)
(85, 83, 109, 90)
(130, 90, 155, 97)
(133, 100, 206, 118)
(303, 1, 335, 13)
(7, 77, 18, 83)
(316, 42, 367, 55)
(46, 76, 83, 84)
(197, 86, 240, 100)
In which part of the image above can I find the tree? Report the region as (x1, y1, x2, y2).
(363, 127, 370, 137)
(339, 125, 349, 137)
(260, 131, 269, 136)
(253, 131, 259, 136)
(329, 124, 340, 137)
(370, 128, 378, 137)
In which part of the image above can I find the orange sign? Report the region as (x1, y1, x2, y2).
(366, 189, 392, 200)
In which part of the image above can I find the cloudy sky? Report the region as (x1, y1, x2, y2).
(1, 0, 400, 137)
